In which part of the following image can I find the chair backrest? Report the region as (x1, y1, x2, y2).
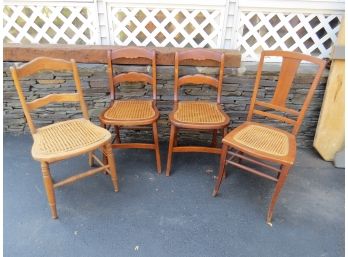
(174, 49, 225, 103)
(247, 50, 326, 135)
(107, 47, 157, 100)
(10, 57, 89, 135)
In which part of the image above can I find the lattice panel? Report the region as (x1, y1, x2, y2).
(108, 6, 224, 48)
(238, 12, 342, 61)
(3, 4, 99, 44)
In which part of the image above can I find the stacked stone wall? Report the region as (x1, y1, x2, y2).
(3, 62, 328, 148)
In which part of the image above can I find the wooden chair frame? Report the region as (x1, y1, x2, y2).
(10, 57, 119, 219)
(99, 47, 161, 173)
(166, 49, 230, 176)
(212, 50, 326, 224)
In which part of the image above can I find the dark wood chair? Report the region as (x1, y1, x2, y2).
(99, 47, 161, 173)
(212, 50, 326, 225)
(166, 49, 230, 176)
(10, 57, 119, 219)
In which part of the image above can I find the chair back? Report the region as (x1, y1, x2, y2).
(107, 47, 157, 100)
(174, 49, 225, 103)
(247, 50, 326, 135)
(10, 57, 89, 135)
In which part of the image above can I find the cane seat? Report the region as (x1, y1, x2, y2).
(32, 118, 111, 161)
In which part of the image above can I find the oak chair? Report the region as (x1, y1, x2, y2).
(212, 51, 326, 225)
(166, 49, 230, 176)
(10, 57, 119, 219)
(99, 47, 161, 173)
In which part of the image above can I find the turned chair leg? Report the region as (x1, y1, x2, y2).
(41, 162, 57, 219)
(166, 125, 176, 176)
(152, 122, 162, 174)
(212, 144, 228, 196)
(104, 142, 119, 192)
(266, 164, 291, 225)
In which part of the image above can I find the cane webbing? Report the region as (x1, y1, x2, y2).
(233, 124, 289, 156)
(32, 118, 110, 159)
(104, 100, 155, 120)
(174, 101, 226, 124)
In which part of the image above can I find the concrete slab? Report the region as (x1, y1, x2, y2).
(4, 134, 344, 257)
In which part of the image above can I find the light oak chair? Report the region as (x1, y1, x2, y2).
(166, 49, 230, 176)
(10, 57, 119, 219)
(99, 47, 161, 173)
(212, 50, 326, 225)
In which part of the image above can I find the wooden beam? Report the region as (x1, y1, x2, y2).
(313, 18, 345, 161)
(4, 44, 241, 68)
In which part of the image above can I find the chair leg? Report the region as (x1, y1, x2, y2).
(40, 162, 57, 219)
(104, 142, 119, 192)
(101, 122, 108, 165)
(88, 152, 94, 167)
(222, 127, 229, 178)
(211, 129, 218, 147)
(166, 125, 176, 176)
(223, 127, 228, 137)
(152, 122, 162, 174)
(212, 144, 228, 197)
(173, 128, 178, 147)
(114, 126, 121, 144)
(266, 164, 291, 225)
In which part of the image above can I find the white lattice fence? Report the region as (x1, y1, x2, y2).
(2, 0, 345, 62)
(3, 3, 100, 44)
(107, 5, 225, 48)
(238, 12, 342, 61)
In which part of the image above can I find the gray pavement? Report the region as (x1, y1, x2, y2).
(4, 134, 344, 257)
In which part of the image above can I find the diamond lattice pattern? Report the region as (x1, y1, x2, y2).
(109, 7, 223, 48)
(3, 5, 98, 44)
(238, 12, 342, 61)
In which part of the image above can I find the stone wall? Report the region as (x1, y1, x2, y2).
(3, 62, 328, 148)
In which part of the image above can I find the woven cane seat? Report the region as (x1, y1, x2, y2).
(223, 122, 296, 160)
(32, 118, 111, 161)
(173, 101, 228, 125)
(103, 100, 156, 121)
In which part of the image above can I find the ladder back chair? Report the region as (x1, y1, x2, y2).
(212, 51, 326, 225)
(10, 57, 119, 219)
(99, 47, 161, 173)
(166, 49, 230, 176)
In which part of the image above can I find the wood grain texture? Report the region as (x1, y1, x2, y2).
(4, 44, 241, 67)
(314, 18, 345, 161)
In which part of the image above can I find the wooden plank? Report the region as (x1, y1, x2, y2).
(332, 45, 345, 60)
(313, 18, 345, 161)
(4, 44, 241, 68)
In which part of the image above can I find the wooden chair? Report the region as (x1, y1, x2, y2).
(212, 51, 326, 225)
(166, 49, 230, 176)
(99, 47, 161, 173)
(10, 57, 119, 219)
